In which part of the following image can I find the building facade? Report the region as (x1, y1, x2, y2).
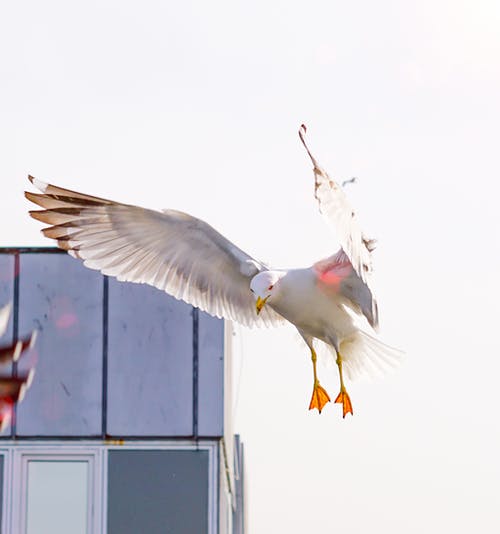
(0, 248, 244, 533)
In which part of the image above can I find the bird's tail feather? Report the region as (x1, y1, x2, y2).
(339, 331, 404, 381)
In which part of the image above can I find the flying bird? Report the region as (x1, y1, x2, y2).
(25, 125, 401, 418)
(0, 303, 37, 430)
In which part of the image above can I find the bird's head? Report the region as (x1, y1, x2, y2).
(250, 271, 283, 315)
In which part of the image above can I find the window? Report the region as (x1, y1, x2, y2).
(11, 449, 102, 534)
(26, 460, 89, 534)
(107, 449, 209, 534)
(1, 442, 218, 534)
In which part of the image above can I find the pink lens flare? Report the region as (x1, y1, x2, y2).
(55, 312, 78, 329)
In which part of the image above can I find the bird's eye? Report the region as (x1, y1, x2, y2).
(268, 285, 273, 291)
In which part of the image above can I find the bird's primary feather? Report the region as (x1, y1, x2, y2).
(0, 303, 11, 339)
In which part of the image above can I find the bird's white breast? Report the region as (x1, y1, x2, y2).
(269, 268, 357, 344)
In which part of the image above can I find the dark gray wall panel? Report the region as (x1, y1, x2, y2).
(16, 253, 103, 436)
(107, 280, 193, 436)
(107, 449, 209, 534)
(198, 312, 224, 437)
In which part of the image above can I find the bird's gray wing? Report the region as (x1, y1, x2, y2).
(299, 125, 376, 288)
(314, 249, 378, 329)
(339, 270, 379, 330)
(25, 176, 283, 328)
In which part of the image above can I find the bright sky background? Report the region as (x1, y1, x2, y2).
(1, 1, 500, 532)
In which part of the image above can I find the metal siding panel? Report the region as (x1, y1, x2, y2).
(107, 449, 209, 534)
(0, 254, 15, 436)
(107, 280, 193, 436)
(16, 253, 103, 436)
(198, 312, 224, 437)
(0, 254, 15, 343)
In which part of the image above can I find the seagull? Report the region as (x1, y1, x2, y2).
(0, 303, 37, 430)
(25, 125, 401, 418)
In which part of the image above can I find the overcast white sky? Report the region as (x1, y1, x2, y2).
(1, 1, 500, 532)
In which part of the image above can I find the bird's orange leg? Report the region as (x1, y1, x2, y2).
(334, 353, 353, 418)
(308, 347, 331, 413)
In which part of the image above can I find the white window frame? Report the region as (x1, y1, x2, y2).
(0, 440, 218, 534)
(0, 450, 10, 534)
(9, 446, 103, 534)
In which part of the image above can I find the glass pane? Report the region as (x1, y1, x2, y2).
(26, 461, 88, 534)
(107, 450, 209, 534)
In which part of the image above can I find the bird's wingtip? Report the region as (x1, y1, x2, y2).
(28, 175, 48, 193)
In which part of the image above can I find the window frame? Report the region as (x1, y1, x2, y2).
(102, 441, 219, 534)
(0, 450, 9, 534)
(0, 440, 218, 534)
(10, 446, 103, 534)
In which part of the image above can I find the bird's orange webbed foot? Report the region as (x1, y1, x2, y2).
(308, 381, 331, 413)
(334, 389, 353, 418)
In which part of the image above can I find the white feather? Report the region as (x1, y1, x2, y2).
(339, 330, 403, 381)
(0, 303, 11, 339)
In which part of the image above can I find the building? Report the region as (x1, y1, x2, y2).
(0, 248, 245, 533)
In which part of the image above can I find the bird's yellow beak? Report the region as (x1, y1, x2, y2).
(255, 296, 269, 315)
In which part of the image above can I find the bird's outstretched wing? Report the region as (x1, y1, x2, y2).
(25, 177, 283, 327)
(299, 125, 376, 287)
(0, 303, 37, 431)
